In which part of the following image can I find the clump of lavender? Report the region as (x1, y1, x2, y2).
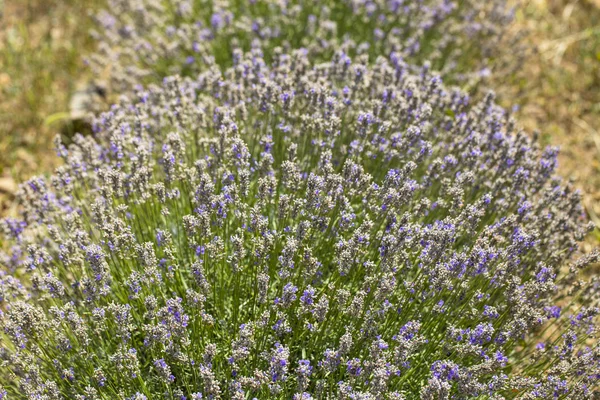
(89, 0, 515, 93)
(2, 51, 599, 398)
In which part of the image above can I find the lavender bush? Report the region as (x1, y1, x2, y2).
(1, 50, 599, 399)
(89, 0, 516, 93)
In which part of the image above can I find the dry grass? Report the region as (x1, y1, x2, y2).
(500, 0, 600, 247)
(0, 0, 99, 215)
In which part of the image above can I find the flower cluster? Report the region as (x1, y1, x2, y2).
(88, 0, 516, 93)
(1, 49, 599, 399)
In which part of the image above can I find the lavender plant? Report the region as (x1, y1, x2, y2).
(89, 0, 515, 93)
(1, 51, 599, 399)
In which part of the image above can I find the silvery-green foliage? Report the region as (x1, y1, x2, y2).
(1, 51, 599, 399)
(89, 0, 515, 92)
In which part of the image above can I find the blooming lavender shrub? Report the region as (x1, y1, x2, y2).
(1, 51, 600, 399)
(89, 0, 515, 93)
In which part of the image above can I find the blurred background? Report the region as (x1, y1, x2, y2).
(0, 0, 599, 249)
